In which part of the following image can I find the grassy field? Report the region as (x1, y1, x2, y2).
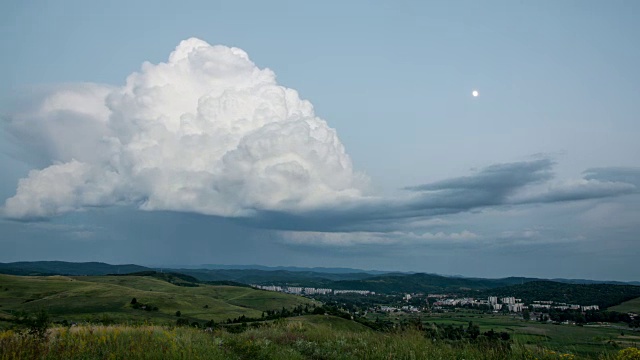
(610, 297, 640, 313)
(0, 274, 316, 325)
(2, 274, 639, 359)
(1, 316, 639, 359)
(367, 311, 640, 359)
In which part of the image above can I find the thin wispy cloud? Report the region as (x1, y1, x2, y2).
(241, 158, 636, 233)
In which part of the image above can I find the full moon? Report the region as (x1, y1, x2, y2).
(472, 90, 479, 97)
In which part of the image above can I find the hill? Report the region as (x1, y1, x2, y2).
(0, 273, 315, 325)
(477, 281, 640, 308)
(109, 271, 202, 287)
(0, 261, 150, 276)
(609, 296, 640, 313)
(322, 273, 539, 293)
(188, 264, 393, 274)
(553, 278, 640, 286)
(2, 262, 639, 308)
(173, 268, 378, 285)
(173, 270, 541, 293)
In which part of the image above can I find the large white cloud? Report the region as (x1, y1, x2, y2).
(3, 38, 368, 219)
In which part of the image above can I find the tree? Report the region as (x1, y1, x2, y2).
(175, 311, 181, 317)
(467, 321, 480, 340)
(523, 310, 530, 320)
(15, 309, 50, 339)
(205, 319, 217, 328)
(130, 298, 137, 305)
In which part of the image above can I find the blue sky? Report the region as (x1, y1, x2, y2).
(1, 1, 639, 280)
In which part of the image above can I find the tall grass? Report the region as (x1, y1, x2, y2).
(0, 325, 227, 360)
(1, 321, 636, 359)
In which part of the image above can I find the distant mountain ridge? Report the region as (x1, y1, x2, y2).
(1, 261, 638, 288)
(0, 261, 150, 276)
(165, 264, 640, 286)
(551, 278, 640, 286)
(163, 264, 395, 275)
(170, 268, 379, 285)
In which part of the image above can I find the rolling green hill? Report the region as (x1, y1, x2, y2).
(2, 262, 638, 311)
(609, 296, 640, 313)
(0, 274, 316, 325)
(174, 269, 545, 292)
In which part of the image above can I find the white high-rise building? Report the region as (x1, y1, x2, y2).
(501, 297, 516, 305)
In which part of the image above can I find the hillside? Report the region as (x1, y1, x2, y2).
(477, 281, 640, 308)
(323, 273, 539, 293)
(2, 262, 639, 309)
(609, 296, 640, 313)
(0, 274, 315, 325)
(173, 268, 378, 285)
(177, 271, 540, 293)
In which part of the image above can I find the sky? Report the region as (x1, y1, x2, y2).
(1, 1, 639, 281)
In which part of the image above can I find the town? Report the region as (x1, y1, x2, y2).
(251, 285, 374, 296)
(251, 285, 612, 323)
(428, 294, 599, 313)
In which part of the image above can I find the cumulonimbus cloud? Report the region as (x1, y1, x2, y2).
(2, 38, 637, 236)
(3, 38, 368, 219)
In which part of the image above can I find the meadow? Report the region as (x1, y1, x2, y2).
(2, 316, 640, 360)
(0, 274, 316, 326)
(367, 311, 639, 359)
(611, 298, 640, 314)
(1, 274, 639, 359)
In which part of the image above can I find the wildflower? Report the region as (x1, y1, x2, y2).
(617, 347, 640, 360)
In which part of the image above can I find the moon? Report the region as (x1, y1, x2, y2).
(472, 90, 479, 97)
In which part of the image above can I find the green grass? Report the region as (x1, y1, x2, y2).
(2, 275, 638, 359)
(610, 297, 640, 313)
(3, 318, 638, 360)
(367, 311, 638, 359)
(0, 274, 316, 325)
(0, 319, 610, 360)
(1, 313, 637, 359)
(287, 315, 372, 332)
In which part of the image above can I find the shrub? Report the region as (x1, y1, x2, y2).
(617, 347, 640, 360)
(14, 309, 50, 339)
